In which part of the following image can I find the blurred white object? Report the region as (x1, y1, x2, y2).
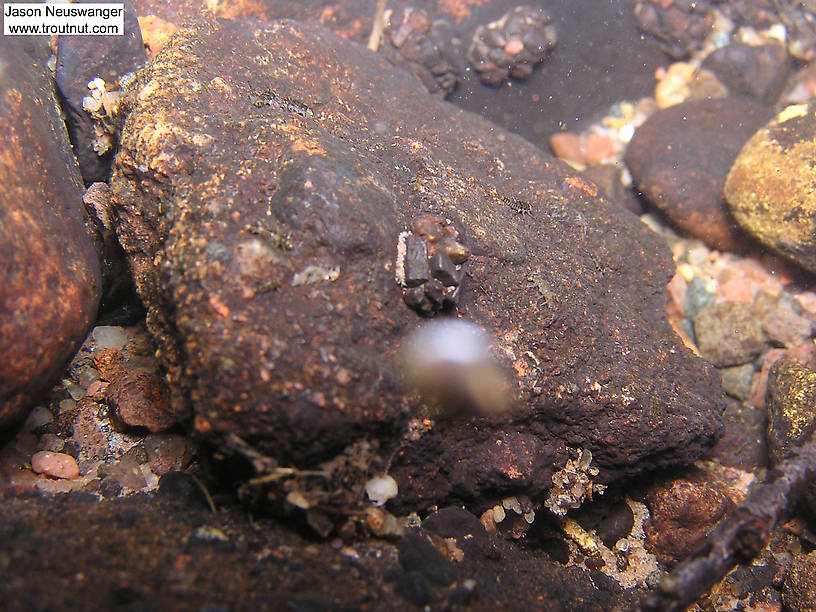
(403, 319, 509, 416)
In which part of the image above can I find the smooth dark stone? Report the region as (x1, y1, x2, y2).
(430, 250, 459, 286)
(0, 36, 101, 429)
(404, 233, 429, 287)
(55, 0, 145, 184)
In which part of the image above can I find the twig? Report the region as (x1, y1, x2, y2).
(638, 426, 816, 611)
(367, 0, 387, 52)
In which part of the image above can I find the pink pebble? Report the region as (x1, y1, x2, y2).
(31, 451, 80, 480)
(504, 38, 524, 56)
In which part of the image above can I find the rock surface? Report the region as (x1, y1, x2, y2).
(765, 357, 816, 517)
(644, 468, 735, 567)
(783, 551, 816, 612)
(692, 302, 765, 367)
(129, 0, 671, 150)
(0, 491, 634, 610)
(625, 97, 772, 252)
(105, 370, 180, 433)
(110, 17, 723, 508)
(725, 103, 816, 273)
(0, 37, 101, 429)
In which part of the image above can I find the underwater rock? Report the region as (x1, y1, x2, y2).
(0, 37, 101, 430)
(725, 103, 816, 273)
(111, 17, 723, 507)
(783, 551, 816, 612)
(766, 358, 816, 518)
(0, 492, 635, 609)
(626, 97, 772, 252)
(701, 42, 791, 106)
(692, 302, 765, 367)
(55, 0, 146, 185)
(644, 467, 736, 567)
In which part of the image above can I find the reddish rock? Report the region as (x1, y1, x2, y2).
(31, 451, 80, 480)
(583, 132, 615, 166)
(0, 37, 101, 430)
(644, 468, 736, 567)
(105, 370, 180, 433)
(144, 433, 191, 475)
(549, 132, 585, 166)
(625, 98, 772, 252)
(92, 348, 127, 381)
(110, 17, 723, 508)
(68, 397, 110, 461)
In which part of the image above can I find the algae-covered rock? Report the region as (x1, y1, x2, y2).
(111, 17, 723, 507)
(725, 104, 816, 272)
(766, 357, 816, 516)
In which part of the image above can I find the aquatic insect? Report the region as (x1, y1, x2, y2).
(499, 194, 534, 216)
(242, 221, 293, 252)
(250, 88, 314, 118)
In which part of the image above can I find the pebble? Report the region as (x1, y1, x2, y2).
(99, 453, 146, 490)
(92, 326, 128, 351)
(37, 434, 66, 453)
(105, 370, 178, 433)
(701, 41, 791, 105)
(644, 468, 735, 567)
(710, 398, 768, 471)
(549, 132, 586, 167)
(761, 303, 813, 348)
(31, 451, 80, 479)
(584, 132, 616, 166)
(692, 302, 765, 367)
(397, 534, 455, 586)
(719, 363, 755, 400)
(144, 433, 190, 476)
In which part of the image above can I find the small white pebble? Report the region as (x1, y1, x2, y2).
(92, 325, 127, 350)
(31, 451, 80, 479)
(365, 474, 398, 506)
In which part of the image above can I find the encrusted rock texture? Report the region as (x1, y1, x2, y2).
(0, 37, 101, 429)
(110, 17, 724, 508)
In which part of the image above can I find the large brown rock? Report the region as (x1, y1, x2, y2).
(110, 17, 723, 508)
(0, 37, 101, 429)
